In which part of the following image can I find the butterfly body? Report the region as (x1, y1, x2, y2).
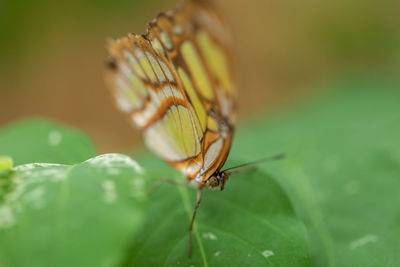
(106, 0, 237, 189)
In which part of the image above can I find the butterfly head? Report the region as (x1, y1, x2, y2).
(205, 171, 230, 191)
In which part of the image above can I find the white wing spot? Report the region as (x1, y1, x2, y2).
(202, 232, 217, 240)
(151, 38, 165, 55)
(261, 250, 274, 258)
(349, 234, 378, 250)
(173, 25, 183, 35)
(160, 31, 173, 50)
(102, 180, 117, 204)
(48, 130, 62, 146)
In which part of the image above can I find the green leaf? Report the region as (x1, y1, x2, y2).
(229, 80, 400, 266)
(0, 118, 96, 165)
(0, 153, 147, 267)
(0, 118, 309, 266)
(122, 158, 310, 267)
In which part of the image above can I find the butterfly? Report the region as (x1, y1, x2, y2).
(106, 0, 237, 257)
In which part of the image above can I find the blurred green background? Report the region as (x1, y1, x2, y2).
(0, 0, 399, 153)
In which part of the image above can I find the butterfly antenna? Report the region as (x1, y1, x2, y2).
(223, 153, 285, 173)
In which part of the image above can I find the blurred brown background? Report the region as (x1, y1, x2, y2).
(1, 0, 399, 153)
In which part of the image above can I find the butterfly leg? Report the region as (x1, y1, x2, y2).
(148, 177, 187, 196)
(188, 189, 202, 258)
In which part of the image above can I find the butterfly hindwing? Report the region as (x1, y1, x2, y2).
(107, 0, 237, 187)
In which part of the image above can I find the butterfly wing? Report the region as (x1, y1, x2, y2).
(106, 0, 237, 187)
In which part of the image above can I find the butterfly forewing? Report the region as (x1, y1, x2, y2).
(106, 0, 237, 188)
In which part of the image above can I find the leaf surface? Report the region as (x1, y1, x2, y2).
(122, 157, 309, 267)
(229, 80, 400, 266)
(0, 154, 147, 267)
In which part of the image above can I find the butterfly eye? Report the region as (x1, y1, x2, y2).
(207, 176, 219, 188)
